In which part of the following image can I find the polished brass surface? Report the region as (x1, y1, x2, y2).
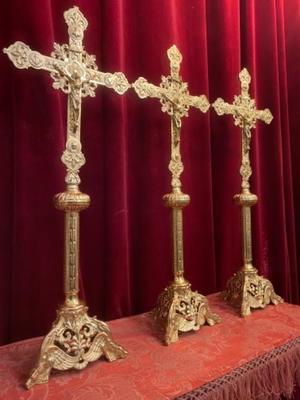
(212, 68, 283, 317)
(4, 7, 129, 388)
(133, 45, 220, 344)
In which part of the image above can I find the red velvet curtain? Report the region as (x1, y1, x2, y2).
(1, 0, 300, 348)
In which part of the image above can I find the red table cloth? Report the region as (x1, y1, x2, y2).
(0, 293, 299, 400)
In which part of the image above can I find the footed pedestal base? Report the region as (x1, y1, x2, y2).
(26, 304, 127, 389)
(153, 282, 220, 345)
(223, 269, 284, 317)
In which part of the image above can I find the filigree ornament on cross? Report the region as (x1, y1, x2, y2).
(212, 68, 283, 317)
(4, 6, 130, 388)
(133, 45, 220, 344)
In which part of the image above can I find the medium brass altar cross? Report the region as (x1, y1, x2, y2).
(212, 68, 283, 316)
(133, 45, 220, 344)
(4, 7, 129, 388)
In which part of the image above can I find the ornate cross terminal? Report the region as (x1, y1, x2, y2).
(4, 7, 129, 388)
(133, 45, 220, 344)
(212, 68, 283, 316)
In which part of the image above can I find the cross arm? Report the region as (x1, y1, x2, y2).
(256, 109, 273, 125)
(88, 69, 130, 95)
(132, 77, 161, 99)
(4, 41, 130, 97)
(212, 97, 234, 117)
(3, 41, 64, 73)
(187, 94, 210, 113)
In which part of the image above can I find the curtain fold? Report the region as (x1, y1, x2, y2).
(0, 0, 299, 347)
(241, 0, 299, 303)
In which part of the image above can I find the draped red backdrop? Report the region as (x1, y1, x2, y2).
(1, 0, 300, 350)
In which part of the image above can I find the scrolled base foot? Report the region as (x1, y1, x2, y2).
(26, 304, 127, 389)
(153, 282, 220, 345)
(223, 269, 284, 317)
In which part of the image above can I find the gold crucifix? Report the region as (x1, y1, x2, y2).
(133, 45, 220, 344)
(212, 68, 283, 316)
(4, 8, 128, 187)
(4, 7, 129, 388)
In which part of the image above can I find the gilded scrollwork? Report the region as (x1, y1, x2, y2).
(61, 138, 86, 185)
(28, 51, 44, 69)
(4, 41, 36, 69)
(26, 305, 127, 389)
(169, 155, 184, 189)
(188, 94, 210, 113)
(132, 77, 160, 98)
(240, 160, 252, 189)
(160, 76, 189, 128)
(50, 44, 98, 99)
(154, 283, 220, 345)
(64, 6, 88, 50)
(167, 44, 182, 76)
(224, 270, 284, 317)
(67, 213, 78, 293)
(100, 72, 130, 95)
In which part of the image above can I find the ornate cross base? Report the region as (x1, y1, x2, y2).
(26, 304, 127, 389)
(153, 281, 220, 345)
(223, 269, 284, 317)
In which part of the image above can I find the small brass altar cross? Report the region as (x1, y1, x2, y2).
(212, 68, 283, 316)
(4, 7, 129, 388)
(133, 45, 220, 344)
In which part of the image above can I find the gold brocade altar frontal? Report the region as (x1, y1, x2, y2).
(3, 4, 283, 390)
(0, 294, 298, 400)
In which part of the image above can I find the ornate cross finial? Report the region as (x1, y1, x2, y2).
(4, 7, 130, 186)
(212, 68, 273, 191)
(168, 44, 182, 79)
(64, 6, 88, 50)
(133, 45, 209, 190)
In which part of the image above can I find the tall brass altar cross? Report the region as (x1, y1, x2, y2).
(4, 7, 129, 388)
(212, 68, 283, 316)
(133, 46, 220, 344)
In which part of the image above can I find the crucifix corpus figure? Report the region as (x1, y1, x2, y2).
(4, 7, 129, 388)
(212, 68, 283, 317)
(133, 45, 220, 345)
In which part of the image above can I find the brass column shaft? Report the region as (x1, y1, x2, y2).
(64, 211, 80, 306)
(241, 206, 253, 270)
(172, 207, 184, 282)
